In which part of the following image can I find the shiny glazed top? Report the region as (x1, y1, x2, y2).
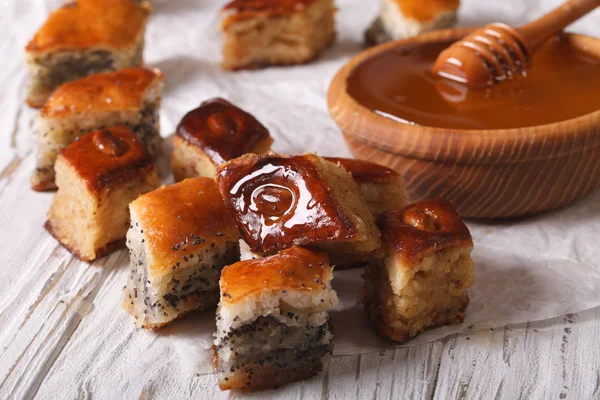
(377, 198, 473, 263)
(392, 0, 460, 22)
(26, 0, 150, 53)
(176, 98, 271, 165)
(220, 0, 317, 27)
(324, 157, 400, 184)
(129, 177, 239, 277)
(42, 68, 162, 117)
(60, 126, 153, 192)
(216, 153, 356, 255)
(347, 35, 600, 130)
(220, 247, 332, 306)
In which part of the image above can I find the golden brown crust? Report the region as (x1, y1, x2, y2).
(129, 177, 240, 276)
(392, 0, 460, 22)
(216, 153, 358, 255)
(26, 0, 151, 54)
(44, 220, 125, 261)
(324, 157, 400, 184)
(220, 247, 331, 306)
(41, 68, 162, 118)
(221, 0, 318, 27)
(59, 126, 154, 193)
(176, 98, 272, 165)
(377, 198, 472, 263)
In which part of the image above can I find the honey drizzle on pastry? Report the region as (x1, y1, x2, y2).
(377, 198, 473, 262)
(217, 154, 356, 254)
(92, 130, 128, 157)
(60, 126, 153, 192)
(176, 98, 270, 164)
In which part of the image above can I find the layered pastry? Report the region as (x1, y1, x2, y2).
(172, 98, 273, 181)
(219, 0, 336, 70)
(364, 198, 475, 342)
(123, 177, 240, 329)
(32, 67, 163, 191)
(325, 157, 408, 217)
(213, 246, 338, 391)
(25, 0, 151, 107)
(365, 0, 459, 46)
(45, 127, 159, 261)
(216, 152, 381, 267)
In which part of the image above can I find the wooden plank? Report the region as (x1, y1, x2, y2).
(432, 307, 600, 400)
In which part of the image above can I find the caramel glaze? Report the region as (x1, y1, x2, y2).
(60, 126, 154, 193)
(347, 35, 600, 129)
(221, 0, 316, 26)
(394, 0, 459, 22)
(377, 198, 472, 263)
(220, 247, 332, 305)
(216, 153, 357, 255)
(26, 0, 150, 54)
(42, 68, 162, 117)
(129, 177, 240, 276)
(176, 98, 271, 165)
(324, 157, 399, 184)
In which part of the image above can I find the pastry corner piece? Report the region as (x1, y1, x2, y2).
(216, 152, 381, 268)
(123, 177, 241, 330)
(325, 157, 407, 217)
(32, 67, 163, 191)
(365, 0, 459, 45)
(219, 0, 336, 70)
(46, 126, 160, 261)
(364, 198, 474, 342)
(172, 98, 273, 181)
(25, 0, 151, 108)
(213, 246, 338, 391)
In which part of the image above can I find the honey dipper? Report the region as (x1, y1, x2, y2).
(433, 0, 600, 89)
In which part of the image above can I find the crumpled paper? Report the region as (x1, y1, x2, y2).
(150, 0, 600, 374)
(4, 0, 599, 381)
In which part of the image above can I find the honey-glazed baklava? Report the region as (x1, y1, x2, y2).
(364, 198, 475, 342)
(32, 67, 163, 191)
(219, 0, 336, 70)
(45, 127, 160, 261)
(325, 157, 408, 217)
(123, 177, 240, 329)
(216, 152, 381, 268)
(25, 0, 151, 107)
(213, 246, 338, 391)
(365, 0, 459, 45)
(172, 98, 273, 181)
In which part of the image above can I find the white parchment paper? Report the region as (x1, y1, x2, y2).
(7, 0, 600, 377)
(144, 0, 600, 375)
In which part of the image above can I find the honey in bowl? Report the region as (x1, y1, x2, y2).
(346, 35, 600, 130)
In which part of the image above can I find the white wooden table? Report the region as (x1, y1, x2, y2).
(1, 0, 600, 399)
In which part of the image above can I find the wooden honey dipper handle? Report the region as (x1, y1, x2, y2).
(434, 0, 600, 89)
(521, 0, 600, 51)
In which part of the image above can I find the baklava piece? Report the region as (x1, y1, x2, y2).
(45, 127, 159, 261)
(32, 67, 163, 191)
(325, 157, 408, 217)
(213, 246, 338, 391)
(216, 152, 381, 268)
(365, 0, 459, 46)
(364, 198, 475, 342)
(172, 98, 273, 181)
(220, 0, 336, 70)
(25, 0, 151, 107)
(123, 177, 240, 329)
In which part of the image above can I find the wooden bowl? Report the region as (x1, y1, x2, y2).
(328, 28, 600, 219)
